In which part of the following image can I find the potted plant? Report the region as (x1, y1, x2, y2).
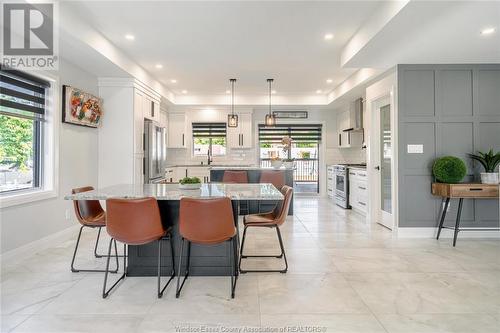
(468, 149, 500, 184)
(179, 176, 202, 189)
(270, 157, 283, 169)
(432, 156, 467, 183)
(282, 158, 295, 169)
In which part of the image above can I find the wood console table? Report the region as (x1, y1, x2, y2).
(431, 183, 499, 246)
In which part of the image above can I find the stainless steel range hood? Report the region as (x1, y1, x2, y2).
(342, 98, 363, 132)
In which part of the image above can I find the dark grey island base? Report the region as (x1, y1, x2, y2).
(128, 200, 239, 277)
(210, 168, 294, 215)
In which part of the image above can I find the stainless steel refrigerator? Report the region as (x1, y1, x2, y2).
(144, 119, 167, 183)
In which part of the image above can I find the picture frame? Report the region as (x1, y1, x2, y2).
(272, 111, 308, 119)
(62, 85, 103, 128)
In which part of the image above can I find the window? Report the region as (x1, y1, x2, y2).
(192, 122, 226, 156)
(0, 68, 49, 193)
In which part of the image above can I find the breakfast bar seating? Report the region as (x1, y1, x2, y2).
(65, 183, 283, 277)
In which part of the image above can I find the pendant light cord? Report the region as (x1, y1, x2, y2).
(230, 78, 236, 115)
(267, 78, 273, 116)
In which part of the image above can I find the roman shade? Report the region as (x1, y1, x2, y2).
(192, 122, 227, 138)
(0, 68, 49, 119)
(258, 124, 322, 142)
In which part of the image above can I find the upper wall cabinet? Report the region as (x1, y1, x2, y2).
(228, 113, 253, 149)
(168, 113, 186, 148)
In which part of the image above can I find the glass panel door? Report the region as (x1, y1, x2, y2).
(380, 104, 392, 214)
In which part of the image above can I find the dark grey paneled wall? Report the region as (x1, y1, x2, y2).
(398, 64, 500, 228)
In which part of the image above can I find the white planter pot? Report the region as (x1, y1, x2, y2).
(270, 160, 283, 169)
(283, 161, 294, 169)
(179, 183, 202, 190)
(480, 172, 499, 184)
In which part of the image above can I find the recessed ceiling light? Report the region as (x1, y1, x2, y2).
(326, 79, 333, 84)
(271, 90, 276, 94)
(181, 90, 187, 94)
(125, 34, 135, 40)
(155, 64, 163, 69)
(324, 33, 334, 40)
(170, 79, 177, 83)
(480, 27, 496, 35)
(316, 89, 322, 94)
(226, 90, 231, 94)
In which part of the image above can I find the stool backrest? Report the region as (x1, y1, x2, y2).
(72, 186, 104, 226)
(222, 171, 248, 183)
(106, 198, 165, 245)
(259, 170, 285, 190)
(179, 197, 236, 244)
(272, 185, 293, 226)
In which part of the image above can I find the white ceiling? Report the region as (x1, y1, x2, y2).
(63, 1, 381, 96)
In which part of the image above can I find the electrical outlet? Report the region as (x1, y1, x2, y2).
(65, 209, 71, 220)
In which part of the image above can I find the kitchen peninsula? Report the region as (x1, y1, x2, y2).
(65, 183, 283, 276)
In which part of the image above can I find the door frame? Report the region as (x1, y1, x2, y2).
(366, 71, 399, 231)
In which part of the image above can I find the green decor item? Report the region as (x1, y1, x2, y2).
(432, 156, 467, 183)
(179, 177, 201, 185)
(468, 149, 500, 184)
(468, 149, 500, 173)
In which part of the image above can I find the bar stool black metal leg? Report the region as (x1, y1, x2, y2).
(230, 236, 238, 298)
(453, 198, 463, 247)
(94, 227, 126, 258)
(71, 226, 119, 273)
(158, 235, 176, 298)
(176, 238, 190, 298)
(238, 226, 248, 273)
(276, 227, 288, 273)
(436, 198, 450, 240)
(102, 239, 126, 298)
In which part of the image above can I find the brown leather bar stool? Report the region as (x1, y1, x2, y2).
(239, 185, 293, 273)
(258, 170, 285, 212)
(222, 170, 249, 215)
(176, 197, 238, 298)
(103, 198, 175, 299)
(71, 186, 119, 273)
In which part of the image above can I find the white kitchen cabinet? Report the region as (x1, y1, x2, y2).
(187, 167, 210, 183)
(327, 165, 335, 198)
(98, 78, 161, 187)
(338, 131, 363, 148)
(133, 90, 144, 155)
(228, 113, 252, 148)
(160, 110, 168, 128)
(349, 169, 368, 215)
(143, 95, 160, 123)
(168, 113, 186, 148)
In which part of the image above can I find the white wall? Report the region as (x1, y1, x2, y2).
(0, 60, 99, 254)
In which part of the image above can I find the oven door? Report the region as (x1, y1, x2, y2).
(335, 173, 346, 195)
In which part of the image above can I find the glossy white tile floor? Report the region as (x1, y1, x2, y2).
(2, 196, 500, 332)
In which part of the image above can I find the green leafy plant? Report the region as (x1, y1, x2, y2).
(179, 177, 201, 185)
(468, 149, 500, 173)
(432, 156, 467, 183)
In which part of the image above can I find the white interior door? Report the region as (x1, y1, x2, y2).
(373, 97, 393, 229)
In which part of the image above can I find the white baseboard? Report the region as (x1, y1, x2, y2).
(0, 225, 80, 266)
(397, 227, 500, 239)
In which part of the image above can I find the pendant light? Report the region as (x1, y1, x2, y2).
(265, 78, 276, 127)
(227, 78, 238, 127)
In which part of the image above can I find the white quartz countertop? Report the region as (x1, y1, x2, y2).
(64, 183, 283, 201)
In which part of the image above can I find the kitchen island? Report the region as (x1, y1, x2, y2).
(65, 183, 283, 276)
(210, 167, 294, 214)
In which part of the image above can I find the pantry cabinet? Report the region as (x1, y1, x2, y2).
(228, 113, 253, 148)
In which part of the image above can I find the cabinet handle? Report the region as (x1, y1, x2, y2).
(358, 173, 367, 177)
(358, 201, 366, 206)
(349, 172, 355, 175)
(142, 158, 145, 175)
(185, 169, 188, 177)
(182, 134, 185, 146)
(241, 134, 243, 146)
(358, 186, 366, 190)
(151, 101, 154, 118)
(348, 133, 350, 145)
(339, 133, 341, 146)
(328, 177, 332, 180)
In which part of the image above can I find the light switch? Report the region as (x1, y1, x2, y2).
(407, 144, 423, 154)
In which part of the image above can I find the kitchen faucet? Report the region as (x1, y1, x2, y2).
(207, 148, 212, 165)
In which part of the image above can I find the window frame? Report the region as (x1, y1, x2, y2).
(191, 122, 227, 158)
(0, 70, 59, 208)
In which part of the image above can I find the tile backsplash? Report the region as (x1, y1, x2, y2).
(325, 147, 366, 165)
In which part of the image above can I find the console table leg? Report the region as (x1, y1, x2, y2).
(436, 198, 450, 240)
(453, 198, 463, 247)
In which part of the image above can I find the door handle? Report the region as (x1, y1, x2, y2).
(374, 166, 380, 170)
